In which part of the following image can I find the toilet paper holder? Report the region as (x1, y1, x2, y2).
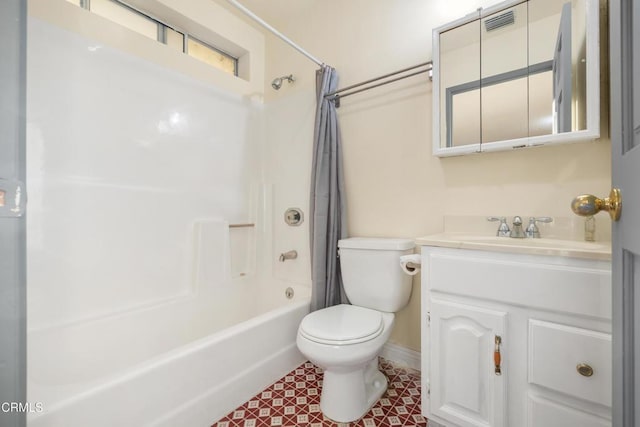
(400, 254, 422, 275)
(405, 262, 420, 270)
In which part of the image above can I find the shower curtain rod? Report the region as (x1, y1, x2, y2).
(225, 0, 325, 67)
(325, 61, 433, 106)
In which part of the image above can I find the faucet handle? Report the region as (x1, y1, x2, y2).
(488, 217, 510, 237)
(532, 216, 553, 224)
(525, 217, 553, 238)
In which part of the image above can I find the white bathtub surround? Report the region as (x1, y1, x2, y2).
(25, 15, 313, 427)
(27, 17, 264, 329)
(28, 280, 310, 427)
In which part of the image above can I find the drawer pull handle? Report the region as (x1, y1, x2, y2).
(577, 363, 594, 377)
(494, 335, 502, 376)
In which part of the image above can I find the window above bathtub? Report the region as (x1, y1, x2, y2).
(31, 0, 265, 97)
(64, 0, 239, 76)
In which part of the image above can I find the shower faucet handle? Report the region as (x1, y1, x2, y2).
(487, 217, 510, 237)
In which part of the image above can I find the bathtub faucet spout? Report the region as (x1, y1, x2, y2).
(279, 250, 298, 262)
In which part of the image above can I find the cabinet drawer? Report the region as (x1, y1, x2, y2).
(527, 394, 610, 427)
(528, 320, 611, 406)
(426, 251, 611, 319)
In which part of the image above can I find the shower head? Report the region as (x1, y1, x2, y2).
(271, 74, 295, 90)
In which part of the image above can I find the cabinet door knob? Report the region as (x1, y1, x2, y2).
(576, 363, 594, 377)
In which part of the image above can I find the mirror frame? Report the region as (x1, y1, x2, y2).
(432, 0, 600, 157)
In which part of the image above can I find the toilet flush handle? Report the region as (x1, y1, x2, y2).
(279, 250, 298, 262)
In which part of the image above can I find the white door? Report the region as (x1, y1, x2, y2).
(609, 0, 640, 425)
(0, 1, 27, 427)
(429, 298, 507, 427)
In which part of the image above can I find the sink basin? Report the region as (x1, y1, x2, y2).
(415, 233, 612, 260)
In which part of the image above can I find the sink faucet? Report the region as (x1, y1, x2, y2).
(488, 217, 510, 237)
(525, 217, 553, 238)
(510, 216, 525, 238)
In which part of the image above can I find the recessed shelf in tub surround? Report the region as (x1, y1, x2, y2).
(193, 219, 256, 285)
(416, 216, 612, 260)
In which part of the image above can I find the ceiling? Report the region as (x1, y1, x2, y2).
(212, 0, 316, 33)
(214, 0, 577, 34)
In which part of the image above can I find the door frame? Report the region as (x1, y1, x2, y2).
(0, 1, 27, 427)
(609, 0, 638, 425)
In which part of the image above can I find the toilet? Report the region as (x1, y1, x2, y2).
(296, 237, 415, 423)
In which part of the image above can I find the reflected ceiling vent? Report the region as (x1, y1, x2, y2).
(485, 10, 515, 31)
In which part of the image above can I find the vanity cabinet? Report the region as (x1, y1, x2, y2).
(420, 246, 612, 427)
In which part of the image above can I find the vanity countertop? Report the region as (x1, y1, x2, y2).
(416, 233, 611, 261)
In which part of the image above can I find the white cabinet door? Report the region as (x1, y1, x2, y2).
(429, 298, 507, 427)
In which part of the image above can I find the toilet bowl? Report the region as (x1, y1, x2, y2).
(297, 304, 395, 423)
(296, 237, 414, 423)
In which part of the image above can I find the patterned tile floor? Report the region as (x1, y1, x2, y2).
(212, 358, 426, 427)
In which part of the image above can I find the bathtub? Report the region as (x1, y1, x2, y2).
(27, 278, 311, 427)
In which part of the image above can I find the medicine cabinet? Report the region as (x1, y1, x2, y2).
(432, 0, 600, 157)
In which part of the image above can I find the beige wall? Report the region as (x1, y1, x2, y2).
(258, 0, 611, 351)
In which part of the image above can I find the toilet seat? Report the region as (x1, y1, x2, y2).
(299, 304, 384, 345)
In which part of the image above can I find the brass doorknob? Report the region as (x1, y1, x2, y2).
(571, 188, 622, 221)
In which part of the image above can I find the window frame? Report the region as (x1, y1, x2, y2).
(75, 0, 239, 77)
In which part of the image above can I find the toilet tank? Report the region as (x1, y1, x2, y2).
(338, 237, 415, 313)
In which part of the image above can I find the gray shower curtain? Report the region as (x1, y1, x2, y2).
(309, 65, 348, 312)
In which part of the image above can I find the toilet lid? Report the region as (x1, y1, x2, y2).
(299, 304, 384, 345)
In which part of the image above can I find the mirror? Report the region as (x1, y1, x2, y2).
(432, 0, 599, 157)
(439, 16, 481, 152)
(481, 2, 529, 144)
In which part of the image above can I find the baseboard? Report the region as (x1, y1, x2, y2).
(380, 342, 421, 371)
